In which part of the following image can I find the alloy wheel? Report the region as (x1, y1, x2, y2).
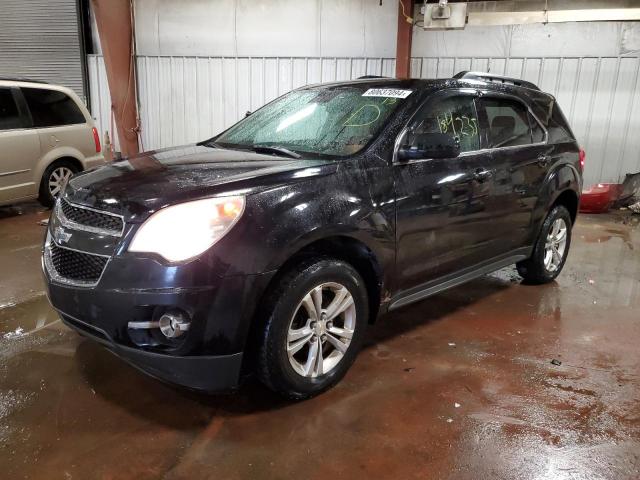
(544, 218, 568, 272)
(286, 282, 356, 378)
(48, 166, 73, 198)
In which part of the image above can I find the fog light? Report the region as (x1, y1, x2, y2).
(158, 310, 191, 339)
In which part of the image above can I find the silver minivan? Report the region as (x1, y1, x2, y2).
(0, 79, 105, 207)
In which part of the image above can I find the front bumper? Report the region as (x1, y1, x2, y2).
(60, 312, 243, 392)
(44, 262, 274, 392)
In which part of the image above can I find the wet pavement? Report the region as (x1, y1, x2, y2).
(1, 202, 639, 479)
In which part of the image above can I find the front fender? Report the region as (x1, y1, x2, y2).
(260, 187, 393, 274)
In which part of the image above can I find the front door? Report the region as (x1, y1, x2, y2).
(393, 90, 497, 293)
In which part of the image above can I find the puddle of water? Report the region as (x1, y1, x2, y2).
(0, 294, 59, 338)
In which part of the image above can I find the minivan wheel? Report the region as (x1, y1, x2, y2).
(39, 160, 79, 208)
(517, 205, 572, 284)
(257, 258, 368, 400)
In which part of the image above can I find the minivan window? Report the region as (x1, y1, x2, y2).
(215, 86, 408, 157)
(481, 98, 532, 148)
(409, 95, 480, 152)
(0, 88, 24, 131)
(22, 87, 85, 128)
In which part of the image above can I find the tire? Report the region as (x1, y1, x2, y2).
(517, 205, 572, 284)
(38, 160, 80, 208)
(257, 257, 369, 400)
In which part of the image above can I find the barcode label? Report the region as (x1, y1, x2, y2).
(362, 88, 413, 99)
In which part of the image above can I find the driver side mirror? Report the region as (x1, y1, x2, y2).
(397, 132, 461, 161)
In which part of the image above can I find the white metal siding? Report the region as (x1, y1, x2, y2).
(0, 0, 85, 98)
(88, 54, 640, 186)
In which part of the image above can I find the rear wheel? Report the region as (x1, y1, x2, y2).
(39, 160, 79, 208)
(257, 258, 368, 400)
(517, 205, 572, 284)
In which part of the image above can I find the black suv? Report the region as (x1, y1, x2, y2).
(43, 72, 582, 399)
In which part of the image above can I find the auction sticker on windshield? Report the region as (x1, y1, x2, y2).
(362, 88, 413, 99)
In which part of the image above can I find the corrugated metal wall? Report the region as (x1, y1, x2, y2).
(0, 0, 85, 99)
(88, 54, 640, 186)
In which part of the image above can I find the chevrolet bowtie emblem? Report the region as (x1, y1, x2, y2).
(54, 226, 72, 244)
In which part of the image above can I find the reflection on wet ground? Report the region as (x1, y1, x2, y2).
(1, 203, 639, 479)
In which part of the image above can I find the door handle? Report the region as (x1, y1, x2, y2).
(473, 168, 492, 182)
(537, 154, 550, 167)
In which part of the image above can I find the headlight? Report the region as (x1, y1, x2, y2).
(128, 196, 245, 262)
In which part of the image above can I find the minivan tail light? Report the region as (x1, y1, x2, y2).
(92, 127, 102, 153)
(579, 149, 586, 171)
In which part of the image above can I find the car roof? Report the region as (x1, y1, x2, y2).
(0, 78, 77, 95)
(305, 77, 446, 90)
(303, 73, 552, 99)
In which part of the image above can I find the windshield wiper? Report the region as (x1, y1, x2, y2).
(251, 145, 301, 159)
(199, 139, 224, 148)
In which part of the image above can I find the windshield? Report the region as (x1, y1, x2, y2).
(214, 86, 412, 157)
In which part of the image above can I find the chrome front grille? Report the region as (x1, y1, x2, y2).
(57, 199, 124, 236)
(44, 235, 111, 287)
(44, 200, 123, 287)
(49, 243, 108, 283)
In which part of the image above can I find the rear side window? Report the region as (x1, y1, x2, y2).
(0, 88, 24, 130)
(529, 112, 545, 143)
(410, 95, 480, 152)
(480, 98, 533, 148)
(22, 87, 85, 128)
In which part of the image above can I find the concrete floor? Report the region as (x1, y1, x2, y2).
(1, 202, 639, 480)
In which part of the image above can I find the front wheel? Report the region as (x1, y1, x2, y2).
(257, 258, 368, 400)
(517, 205, 572, 284)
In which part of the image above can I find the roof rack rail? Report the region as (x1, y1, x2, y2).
(0, 77, 50, 84)
(357, 75, 389, 79)
(453, 71, 540, 91)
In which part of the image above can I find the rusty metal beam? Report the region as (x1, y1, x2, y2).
(396, 0, 414, 79)
(91, 0, 139, 156)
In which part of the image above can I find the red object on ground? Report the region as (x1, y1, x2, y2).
(580, 183, 623, 213)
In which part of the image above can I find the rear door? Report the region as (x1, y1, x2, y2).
(0, 86, 41, 203)
(476, 94, 551, 250)
(393, 89, 497, 291)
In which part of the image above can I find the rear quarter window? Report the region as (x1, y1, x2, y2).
(22, 87, 86, 128)
(547, 103, 575, 144)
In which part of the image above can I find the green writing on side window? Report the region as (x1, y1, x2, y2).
(436, 112, 478, 138)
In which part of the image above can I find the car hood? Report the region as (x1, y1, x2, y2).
(63, 144, 337, 222)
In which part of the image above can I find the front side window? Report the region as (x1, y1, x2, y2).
(216, 86, 409, 157)
(22, 87, 85, 128)
(481, 98, 533, 148)
(0, 88, 23, 131)
(409, 95, 480, 153)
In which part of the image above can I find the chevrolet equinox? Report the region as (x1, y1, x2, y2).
(43, 72, 583, 399)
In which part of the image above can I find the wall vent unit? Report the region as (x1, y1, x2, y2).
(422, 2, 467, 30)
